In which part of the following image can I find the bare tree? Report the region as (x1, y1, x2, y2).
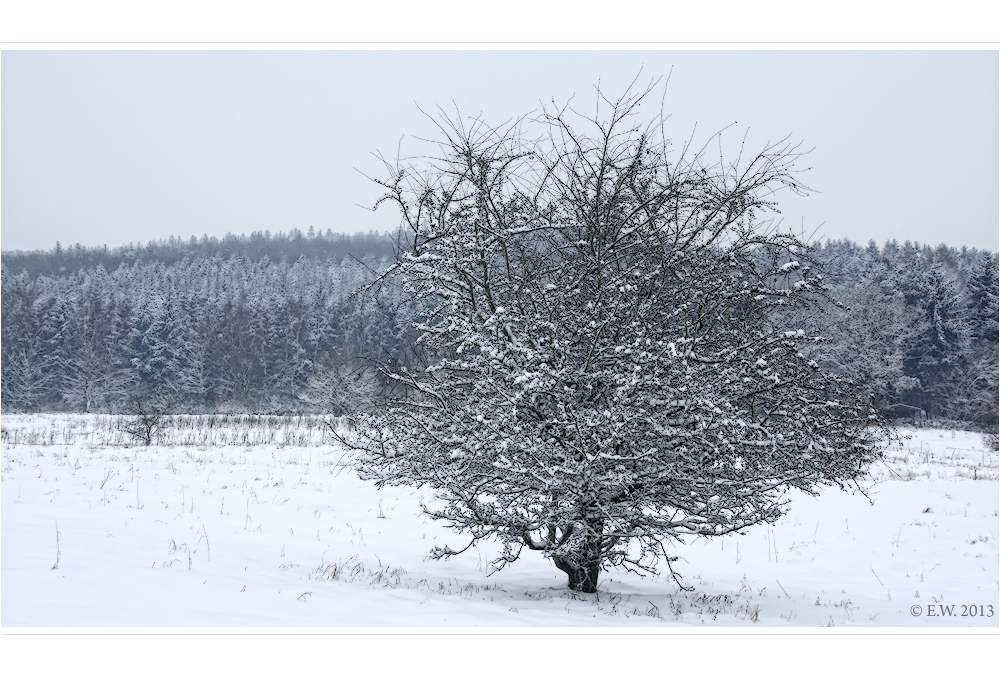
(119, 388, 172, 446)
(336, 80, 888, 592)
(811, 283, 929, 414)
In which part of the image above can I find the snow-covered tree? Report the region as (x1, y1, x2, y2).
(813, 282, 927, 414)
(348, 82, 891, 592)
(1, 270, 54, 411)
(965, 250, 999, 344)
(0, 273, 58, 411)
(960, 250, 999, 446)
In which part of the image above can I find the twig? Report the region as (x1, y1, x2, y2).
(870, 567, 883, 586)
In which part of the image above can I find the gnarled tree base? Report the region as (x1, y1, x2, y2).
(553, 555, 600, 593)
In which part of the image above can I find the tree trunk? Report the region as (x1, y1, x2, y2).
(552, 517, 603, 593)
(553, 554, 600, 593)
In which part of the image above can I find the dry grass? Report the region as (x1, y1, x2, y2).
(1, 413, 350, 448)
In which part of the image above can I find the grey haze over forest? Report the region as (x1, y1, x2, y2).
(1, 50, 997, 253)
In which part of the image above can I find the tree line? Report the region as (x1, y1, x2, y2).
(2, 230, 413, 414)
(810, 238, 997, 433)
(1, 230, 997, 432)
(0, 227, 395, 278)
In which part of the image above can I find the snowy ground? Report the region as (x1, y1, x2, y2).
(2, 414, 997, 627)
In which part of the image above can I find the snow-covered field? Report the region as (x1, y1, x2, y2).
(2, 414, 997, 627)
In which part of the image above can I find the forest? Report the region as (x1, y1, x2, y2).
(1, 229, 997, 438)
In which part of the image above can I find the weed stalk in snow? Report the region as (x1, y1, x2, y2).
(51, 520, 61, 570)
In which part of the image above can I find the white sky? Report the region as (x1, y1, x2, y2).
(1, 49, 997, 253)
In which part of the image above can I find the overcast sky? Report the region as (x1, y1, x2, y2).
(2, 50, 997, 253)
